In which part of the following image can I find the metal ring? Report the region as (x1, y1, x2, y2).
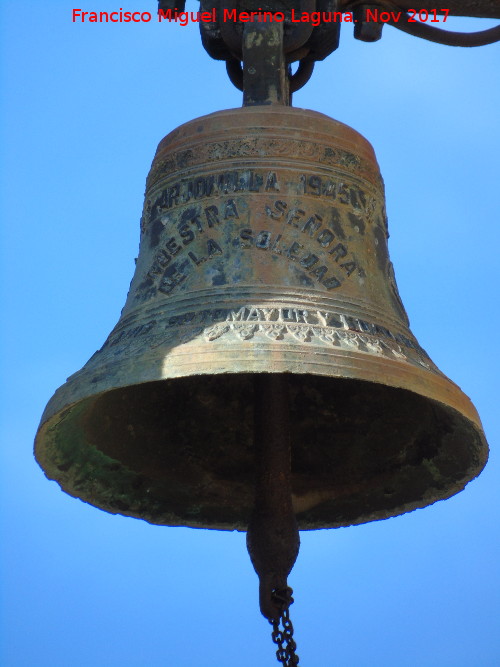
(289, 59, 315, 93)
(225, 57, 244, 91)
(225, 57, 315, 94)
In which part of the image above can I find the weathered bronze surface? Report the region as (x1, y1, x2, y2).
(35, 106, 488, 530)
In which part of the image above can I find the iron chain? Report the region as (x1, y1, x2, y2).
(269, 590, 300, 666)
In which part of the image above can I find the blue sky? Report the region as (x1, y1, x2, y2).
(1, 2, 499, 665)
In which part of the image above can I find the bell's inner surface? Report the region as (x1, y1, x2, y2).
(40, 374, 484, 530)
(35, 107, 488, 531)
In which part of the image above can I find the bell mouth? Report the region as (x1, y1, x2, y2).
(35, 373, 487, 531)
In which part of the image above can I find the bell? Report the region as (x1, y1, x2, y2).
(35, 106, 488, 531)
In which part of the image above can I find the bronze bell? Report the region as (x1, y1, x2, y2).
(35, 106, 488, 531)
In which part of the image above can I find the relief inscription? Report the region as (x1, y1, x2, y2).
(142, 169, 380, 232)
(134, 195, 365, 301)
(101, 305, 432, 371)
